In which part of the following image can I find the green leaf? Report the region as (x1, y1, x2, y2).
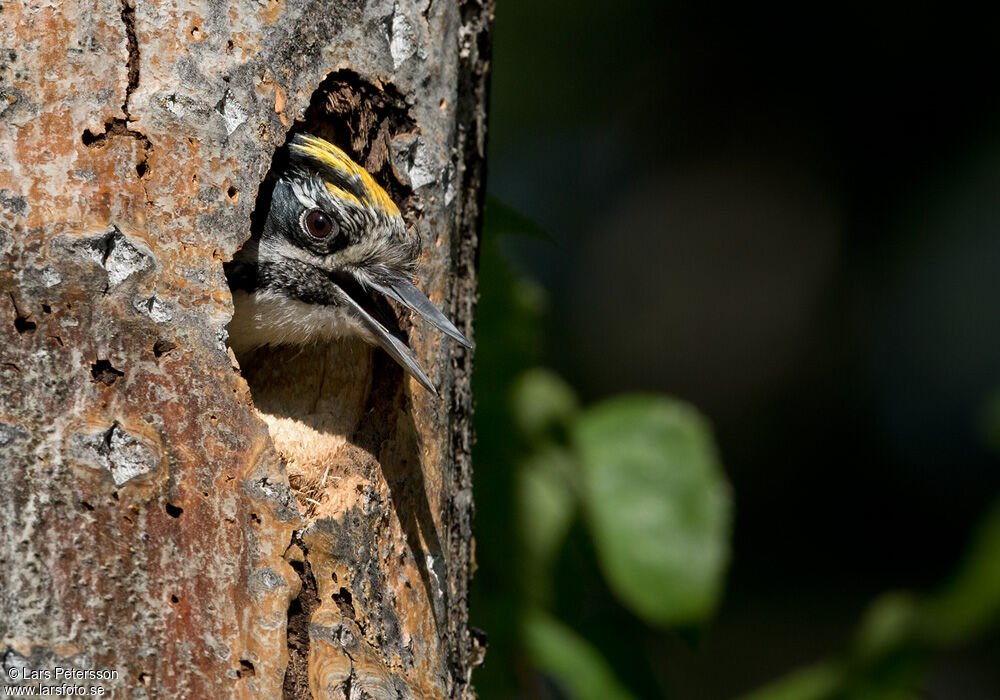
(574, 394, 731, 626)
(522, 609, 639, 700)
(516, 446, 578, 604)
(510, 367, 580, 443)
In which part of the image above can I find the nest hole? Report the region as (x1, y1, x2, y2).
(223, 71, 419, 514)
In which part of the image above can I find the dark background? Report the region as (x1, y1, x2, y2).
(475, 1, 1000, 697)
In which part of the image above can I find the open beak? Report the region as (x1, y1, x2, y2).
(367, 278, 473, 349)
(330, 271, 472, 395)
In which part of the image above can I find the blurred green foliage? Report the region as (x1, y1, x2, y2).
(575, 395, 730, 626)
(741, 390, 1000, 699)
(471, 200, 732, 697)
(741, 497, 1000, 700)
(471, 198, 1000, 699)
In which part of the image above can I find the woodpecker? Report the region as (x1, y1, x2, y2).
(224, 133, 471, 394)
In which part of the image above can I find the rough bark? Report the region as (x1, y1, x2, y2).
(0, 0, 491, 698)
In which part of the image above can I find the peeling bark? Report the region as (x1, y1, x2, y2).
(0, 0, 492, 697)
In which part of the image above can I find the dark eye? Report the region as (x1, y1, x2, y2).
(303, 209, 336, 238)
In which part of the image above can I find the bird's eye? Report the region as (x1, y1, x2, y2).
(303, 209, 336, 238)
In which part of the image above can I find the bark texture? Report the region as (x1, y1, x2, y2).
(0, 0, 491, 697)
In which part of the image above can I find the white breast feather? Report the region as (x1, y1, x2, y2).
(228, 289, 371, 353)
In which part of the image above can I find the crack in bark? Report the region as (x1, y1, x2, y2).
(9, 292, 37, 335)
(120, 0, 140, 103)
(341, 648, 355, 700)
(283, 536, 320, 699)
(80, 0, 153, 204)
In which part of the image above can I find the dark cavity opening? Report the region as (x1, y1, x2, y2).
(152, 339, 176, 358)
(332, 586, 356, 620)
(91, 358, 124, 385)
(14, 315, 36, 334)
(237, 660, 256, 678)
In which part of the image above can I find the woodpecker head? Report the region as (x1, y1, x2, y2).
(225, 133, 471, 394)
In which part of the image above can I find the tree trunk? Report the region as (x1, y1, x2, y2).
(0, 0, 491, 697)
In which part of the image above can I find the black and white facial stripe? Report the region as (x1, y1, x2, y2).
(224, 133, 470, 394)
